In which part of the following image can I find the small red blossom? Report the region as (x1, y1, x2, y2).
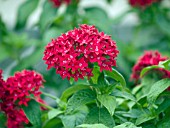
(131, 51, 170, 81)
(43, 24, 119, 81)
(50, 0, 71, 7)
(129, 0, 161, 8)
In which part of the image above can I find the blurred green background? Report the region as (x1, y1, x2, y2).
(0, 0, 170, 104)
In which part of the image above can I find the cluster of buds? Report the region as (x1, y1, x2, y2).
(0, 69, 45, 128)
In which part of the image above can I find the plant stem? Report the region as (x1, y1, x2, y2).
(38, 101, 54, 110)
(42, 91, 60, 101)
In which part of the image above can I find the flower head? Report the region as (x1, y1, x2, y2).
(50, 0, 71, 7)
(6, 70, 45, 106)
(129, 0, 161, 8)
(131, 51, 170, 81)
(43, 24, 119, 81)
(0, 69, 45, 128)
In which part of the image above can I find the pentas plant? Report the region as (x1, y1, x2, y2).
(0, 70, 45, 128)
(50, 0, 72, 7)
(131, 50, 170, 81)
(43, 24, 119, 81)
(129, 0, 161, 8)
(1, 25, 170, 128)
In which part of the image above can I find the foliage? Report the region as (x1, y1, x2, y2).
(0, 0, 170, 128)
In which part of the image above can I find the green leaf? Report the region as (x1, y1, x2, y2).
(16, 0, 39, 29)
(97, 94, 117, 116)
(135, 113, 155, 125)
(39, 1, 57, 33)
(60, 106, 88, 128)
(84, 106, 115, 127)
(66, 89, 96, 112)
(60, 84, 90, 102)
(113, 122, 141, 128)
(157, 98, 170, 114)
(48, 109, 63, 120)
(159, 59, 170, 71)
(111, 89, 136, 102)
(157, 117, 170, 128)
(115, 109, 142, 119)
(77, 124, 108, 128)
(147, 78, 170, 104)
(155, 13, 170, 37)
(0, 112, 6, 128)
(91, 66, 100, 84)
(140, 65, 164, 78)
(104, 68, 126, 87)
(22, 100, 41, 127)
(84, 7, 111, 34)
(43, 117, 63, 128)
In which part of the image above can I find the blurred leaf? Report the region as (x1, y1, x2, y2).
(113, 122, 141, 128)
(157, 98, 170, 114)
(155, 13, 170, 37)
(84, 7, 111, 33)
(135, 113, 155, 125)
(22, 100, 41, 127)
(0, 112, 6, 128)
(16, 0, 39, 29)
(39, 1, 58, 33)
(84, 106, 115, 127)
(157, 117, 170, 128)
(97, 94, 117, 116)
(48, 109, 63, 120)
(115, 109, 142, 119)
(140, 65, 164, 78)
(159, 59, 170, 71)
(60, 106, 88, 128)
(11, 46, 43, 73)
(0, 16, 7, 39)
(147, 78, 170, 104)
(91, 66, 100, 84)
(60, 84, 90, 102)
(66, 89, 96, 112)
(43, 117, 63, 128)
(104, 68, 126, 87)
(111, 89, 136, 102)
(77, 124, 108, 128)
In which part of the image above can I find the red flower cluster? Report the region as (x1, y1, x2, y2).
(131, 51, 170, 81)
(0, 69, 45, 128)
(43, 24, 119, 81)
(129, 0, 161, 8)
(50, 0, 71, 7)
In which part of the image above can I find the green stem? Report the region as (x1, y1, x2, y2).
(42, 91, 60, 103)
(38, 101, 54, 110)
(30, 97, 54, 110)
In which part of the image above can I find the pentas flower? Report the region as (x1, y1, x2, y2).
(50, 0, 71, 7)
(43, 24, 119, 81)
(131, 51, 170, 81)
(5, 70, 45, 106)
(0, 69, 45, 128)
(129, 0, 161, 8)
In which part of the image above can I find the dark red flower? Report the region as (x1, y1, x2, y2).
(7, 109, 29, 128)
(0, 69, 45, 128)
(5, 70, 45, 106)
(50, 0, 71, 7)
(129, 0, 161, 8)
(43, 24, 119, 81)
(131, 51, 170, 81)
